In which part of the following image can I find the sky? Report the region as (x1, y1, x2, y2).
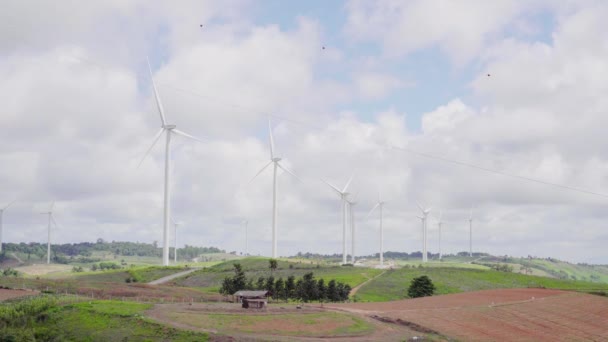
(1, 0, 608, 264)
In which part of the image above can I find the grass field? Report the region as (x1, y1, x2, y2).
(174, 257, 383, 290)
(355, 267, 608, 302)
(0, 296, 209, 341)
(168, 311, 373, 337)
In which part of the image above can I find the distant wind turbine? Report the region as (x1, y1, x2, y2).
(322, 175, 354, 265)
(40, 202, 57, 265)
(469, 206, 473, 257)
(172, 219, 182, 263)
(248, 120, 301, 258)
(139, 58, 203, 266)
(366, 192, 386, 267)
(416, 202, 432, 262)
(0, 200, 16, 253)
(345, 194, 357, 264)
(436, 211, 443, 260)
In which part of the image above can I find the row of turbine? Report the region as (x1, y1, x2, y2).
(142, 58, 476, 266)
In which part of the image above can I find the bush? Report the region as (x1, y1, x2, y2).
(407, 275, 435, 298)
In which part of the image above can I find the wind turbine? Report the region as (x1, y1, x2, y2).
(345, 194, 357, 264)
(171, 219, 182, 264)
(366, 192, 386, 267)
(322, 175, 354, 265)
(469, 206, 473, 258)
(40, 202, 57, 264)
(0, 200, 16, 253)
(416, 202, 432, 262)
(436, 211, 443, 260)
(248, 120, 301, 259)
(139, 58, 203, 266)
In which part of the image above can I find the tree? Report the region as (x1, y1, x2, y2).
(256, 276, 266, 290)
(298, 272, 318, 302)
(407, 275, 435, 298)
(265, 276, 275, 294)
(274, 277, 285, 301)
(286, 275, 296, 299)
(269, 259, 278, 274)
(327, 279, 338, 302)
(317, 278, 327, 302)
(232, 263, 247, 290)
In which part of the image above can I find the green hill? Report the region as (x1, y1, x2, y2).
(355, 266, 608, 302)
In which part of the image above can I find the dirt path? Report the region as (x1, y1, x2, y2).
(148, 268, 200, 285)
(349, 271, 386, 297)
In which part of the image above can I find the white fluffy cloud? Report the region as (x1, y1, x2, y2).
(1, 1, 608, 264)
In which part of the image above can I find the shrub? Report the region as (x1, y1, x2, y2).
(407, 275, 435, 298)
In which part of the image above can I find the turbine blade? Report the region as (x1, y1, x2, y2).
(247, 161, 273, 185)
(342, 174, 354, 193)
(49, 202, 55, 213)
(470, 206, 473, 219)
(365, 203, 380, 219)
(51, 215, 58, 228)
(416, 201, 424, 212)
(137, 128, 165, 168)
(268, 119, 275, 160)
(3, 199, 16, 210)
(416, 215, 424, 219)
(147, 57, 167, 126)
(277, 163, 302, 182)
(321, 179, 342, 195)
(173, 129, 205, 143)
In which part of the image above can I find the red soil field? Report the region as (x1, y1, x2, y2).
(0, 288, 38, 301)
(324, 289, 608, 341)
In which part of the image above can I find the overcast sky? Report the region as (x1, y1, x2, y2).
(2, 0, 608, 264)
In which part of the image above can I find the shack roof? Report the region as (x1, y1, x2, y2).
(233, 290, 270, 297)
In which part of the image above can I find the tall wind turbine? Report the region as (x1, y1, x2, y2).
(140, 58, 203, 266)
(436, 211, 443, 260)
(469, 206, 473, 257)
(367, 192, 386, 267)
(345, 194, 357, 264)
(248, 120, 301, 258)
(0, 200, 16, 253)
(41, 202, 56, 265)
(322, 175, 354, 265)
(416, 202, 432, 262)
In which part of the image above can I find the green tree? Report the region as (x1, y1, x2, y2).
(256, 276, 266, 290)
(269, 259, 278, 274)
(265, 276, 275, 293)
(274, 277, 285, 301)
(407, 275, 435, 298)
(317, 278, 327, 302)
(232, 263, 247, 290)
(327, 279, 338, 301)
(286, 275, 296, 299)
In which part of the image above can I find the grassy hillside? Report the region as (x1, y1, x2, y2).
(174, 257, 383, 291)
(0, 296, 208, 341)
(356, 266, 608, 302)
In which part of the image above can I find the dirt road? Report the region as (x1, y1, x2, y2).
(148, 268, 200, 285)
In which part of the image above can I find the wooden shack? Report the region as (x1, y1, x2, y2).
(233, 290, 270, 309)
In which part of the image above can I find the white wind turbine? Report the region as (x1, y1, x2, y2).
(436, 211, 443, 260)
(171, 219, 182, 264)
(139, 58, 203, 266)
(248, 120, 301, 259)
(322, 175, 354, 265)
(469, 206, 473, 257)
(366, 192, 386, 267)
(0, 200, 16, 253)
(40, 202, 57, 265)
(416, 202, 432, 262)
(345, 194, 357, 264)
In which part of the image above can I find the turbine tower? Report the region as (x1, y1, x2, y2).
(172, 219, 182, 263)
(416, 202, 432, 262)
(367, 192, 385, 267)
(437, 211, 443, 260)
(40, 202, 56, 265)
(469, 206, 473, 258)
(0, 200, 16, 253)
(322, 175, 354, 265)
(248, 120, 301, 258)
(346, 194, 357, 264)
(140, 58, 203, 266)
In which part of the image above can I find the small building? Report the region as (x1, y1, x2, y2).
(233, 290, 270, 309)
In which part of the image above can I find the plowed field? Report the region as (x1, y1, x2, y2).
(324, 288, 608, 341)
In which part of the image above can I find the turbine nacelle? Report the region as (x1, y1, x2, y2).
(164, 124, 176, 130)
(272, 157, 282, 163)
